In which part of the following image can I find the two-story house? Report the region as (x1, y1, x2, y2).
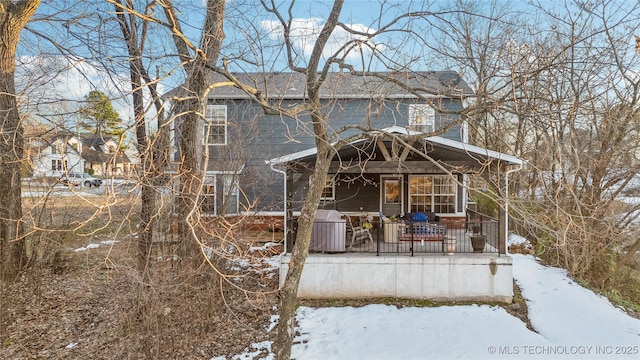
(170, 71, 523, 302)
(29, 133, 134, 178)
(29, 133, 85, 178)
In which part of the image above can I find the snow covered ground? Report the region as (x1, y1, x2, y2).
(226, 235, 640, 360)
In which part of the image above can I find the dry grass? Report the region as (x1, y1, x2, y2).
(1, 193, 281, 359)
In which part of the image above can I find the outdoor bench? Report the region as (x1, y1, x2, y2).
(398, 222, 446, 253)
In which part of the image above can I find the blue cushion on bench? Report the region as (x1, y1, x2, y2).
(406, 212, 428, 222)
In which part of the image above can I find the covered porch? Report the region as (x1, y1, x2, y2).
(281, 214, 514, 302)
(270, 128, 523, 302)
(292, 209, 499, 256)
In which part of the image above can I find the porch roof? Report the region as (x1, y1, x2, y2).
(267, 126, 524, 168)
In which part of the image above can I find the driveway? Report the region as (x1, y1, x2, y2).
(21, 179, 138, 198)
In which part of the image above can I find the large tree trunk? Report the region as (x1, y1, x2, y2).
(114, 0, 155, 281)
(163, 0, 226, 262)
(0, 0, 41, 279)
(273, 2, 344, 358)
(274, 145, 332, 360)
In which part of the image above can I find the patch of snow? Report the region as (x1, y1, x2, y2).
(230, 341, 274, 360)
(74, 243, 100, 252)
(203, 246, 214, 259)
(512, 254, 639, 346)
(261, 255, 281, 271)
(267, 314, 278, 332)
(226, 250, 640, 359)
(100, 240, 120, 245)
(234, 258, 251, 269)
(249, 242, 279, 252)
(508, 234, 529, 246)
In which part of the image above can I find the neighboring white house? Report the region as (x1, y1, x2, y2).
(28, 133, 135, 178)
(29, 135, 85, 178)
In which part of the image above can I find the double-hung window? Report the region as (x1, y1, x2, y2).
(204, 104, 227, 146)
(318, 177, 335, 201)
(409, 175, 456, 214)
(408, 104, 435, 133)
(221, 175, 239, 214)
(199, 174, 239, 216)
(201, 183, 216, 214)
(51, 159, 66, 171)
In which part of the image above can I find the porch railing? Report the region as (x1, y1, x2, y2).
(286, 218, 499, 255)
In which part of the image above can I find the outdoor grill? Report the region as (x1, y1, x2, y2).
(310, 209, 346, 252)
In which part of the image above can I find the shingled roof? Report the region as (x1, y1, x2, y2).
(81, 134, 112, 148)
(167, 71, 474, 100)
(81, 148, 130, 164)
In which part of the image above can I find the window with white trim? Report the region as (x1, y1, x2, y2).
(204, 104, 227, 145)
(409, 175, 456, 214)
(200, 183, 216, 214)
(318, 177, 335, 201)
(51, 159, 66, 171)
(221, 175, 239, 214)
(408, 104, 435, 133)
(199, 174, 239, 215)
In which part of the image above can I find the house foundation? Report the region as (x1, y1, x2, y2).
(280, 254, 513, 303)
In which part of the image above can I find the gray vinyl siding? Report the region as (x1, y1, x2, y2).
(205, 97, 465, 213)
(318, 173, 381, 213)
(216, 97, 464, 161)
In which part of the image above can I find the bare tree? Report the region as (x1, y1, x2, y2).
(431, 0, 640, 289)
(211, 1, 480, 357)
(505, 1, 640, 287)
(0, 0, 41, 278)
(158, 0, 226, 261)
(110, 0, 172, 280)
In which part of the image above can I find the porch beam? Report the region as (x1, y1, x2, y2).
(399, 139, 415, 161)
(498, 204, 507, 255)
(328, 161, 481, 173)
(376, 137, 392, 161)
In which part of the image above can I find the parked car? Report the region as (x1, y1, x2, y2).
(58, 173, 102, 187)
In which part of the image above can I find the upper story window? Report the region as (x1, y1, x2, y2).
(408, 104, 435, 133)
(204, 104, 227, 146)
(51, 159, 66, 171)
